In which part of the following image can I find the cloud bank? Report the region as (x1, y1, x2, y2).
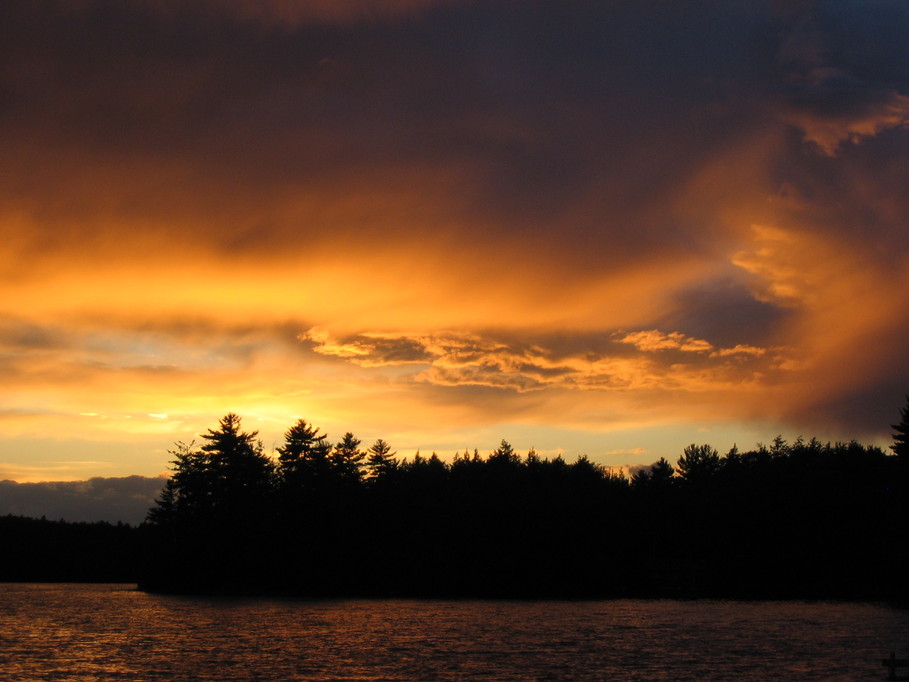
(0, 476, 165, 525)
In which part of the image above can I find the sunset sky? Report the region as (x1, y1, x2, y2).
(2, 0, 909, 482)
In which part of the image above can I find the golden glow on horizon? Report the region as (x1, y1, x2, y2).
(2, 200, 907, 479)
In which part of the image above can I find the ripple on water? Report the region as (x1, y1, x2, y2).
(1, 584, 907, 680)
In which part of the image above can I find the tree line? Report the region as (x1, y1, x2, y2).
(0, 515, 137, 582)
(138, 405, 909, 600)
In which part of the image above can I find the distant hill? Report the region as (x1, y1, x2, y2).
(0, 476, 165, 525)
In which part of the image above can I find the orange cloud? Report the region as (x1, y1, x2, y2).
(783, 91, 909, 156)
(304, 326, 779, 396)
(732, 222, 909, 427)
(616, 330, 714, 354)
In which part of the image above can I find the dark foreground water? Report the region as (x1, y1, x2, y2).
(1, 584, 908, 680)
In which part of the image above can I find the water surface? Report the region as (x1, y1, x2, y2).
(1, 584, 906, 680)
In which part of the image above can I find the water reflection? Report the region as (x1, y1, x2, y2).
(1, 584, 908, 680)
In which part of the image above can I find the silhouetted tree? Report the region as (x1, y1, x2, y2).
(632, 457, 675, 489)
(451, 448, 485, 474)
(489, 439, 520, 465)
(137, 401, 909, 600)
(1, 515, 139, 582)
(147, 440, 207, 524)
(199, 413, 273, 512)
(404, 452, 448, 479)
(892, 395, 909, 459)
(143, 415, 275, 593)
(569, 455, 607, 484)
(651, 457, 675, 484)
(147, 414, 273, 525)
(676, 444, 720, 484)
(332, 432, 365, 485)
(524, 447, 541, 466)
(366, 438, 397, 480)
(146, 478, 176, 526)
(276, 418, 331, 493)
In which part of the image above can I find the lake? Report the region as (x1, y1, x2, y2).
(1, 584, 907, 680)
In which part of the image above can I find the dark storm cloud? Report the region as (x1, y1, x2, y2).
(657, 280, 792, 350)
(0, 0, 775, 260)
(756, 1, 909, 153)
(3, 1, 905, 263)
(774, 1, 909, 111)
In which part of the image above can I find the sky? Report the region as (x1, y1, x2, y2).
(2, 0, 909, 483)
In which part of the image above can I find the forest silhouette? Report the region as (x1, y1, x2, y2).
(129, 402, 909, 600)
(3, 406, 908, 598)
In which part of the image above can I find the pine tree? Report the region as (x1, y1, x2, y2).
(489, 439, 520, 465)
(676, 444, 720, 483)
(332, 432, 365, 484)
(632, 457, 676, 488)
(892, 396, 909, 458)
(366, 438, 397, 480)
(277, 418, 331, 490)
(147, 415, 273, 524)
(199, 413, 273, 507)
(147, 440, 214, 524)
